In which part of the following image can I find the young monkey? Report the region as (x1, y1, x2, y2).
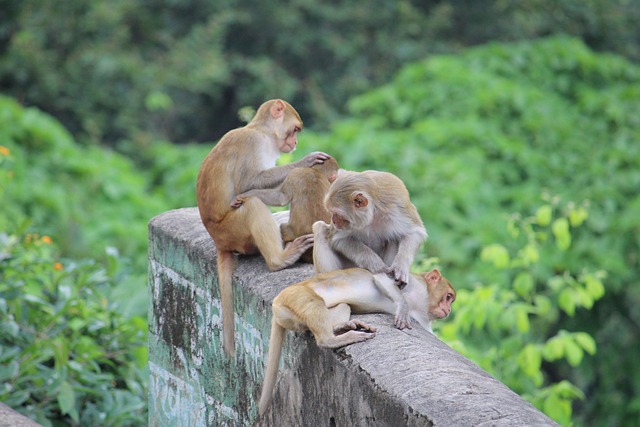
(258, 268, 456, 416)
(232, 156, 340, 263)
(196, 99, 330, 357)
(313, 170, 427, 286)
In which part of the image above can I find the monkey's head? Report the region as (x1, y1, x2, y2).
(325, 171, 376, 230)
(422, 269, 456, 320)
(252, 99, 303, 153)
(312, 156, 340, 183)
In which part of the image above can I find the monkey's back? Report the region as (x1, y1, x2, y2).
(282, 168, 332, 236)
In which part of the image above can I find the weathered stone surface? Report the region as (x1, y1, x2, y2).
(0, 403, 43, 427)
(148, 208, 558, 426)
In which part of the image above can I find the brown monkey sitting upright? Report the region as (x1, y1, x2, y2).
(196, 99, 330, 357)
(232, 156, 340, 263)
(313, 170, 428, 286)
(258, 268, 456, 415)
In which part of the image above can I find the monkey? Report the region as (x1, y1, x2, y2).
(231, 156, 340, 263)
(196, 99, 330, 357)
(312, 170, 428, 286)
(258, 267, 456, 416)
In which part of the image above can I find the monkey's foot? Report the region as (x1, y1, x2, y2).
(394, 316, 413, 330)
(334, 320, 377, 336)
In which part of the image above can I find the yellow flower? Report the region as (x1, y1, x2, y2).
(54, 262, 63, 271)
(42, 236, 52, 244)
(0, 146, 9, 156)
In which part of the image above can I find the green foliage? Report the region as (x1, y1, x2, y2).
(0, 124, 147, 425)
(302, 36, 639, 425)
(0, 95, 209, 296)
(2, 1, 639, 148)
(437, 203, 604, 425)
(1, 33, 639, 426)
(0, 229, 147, 426)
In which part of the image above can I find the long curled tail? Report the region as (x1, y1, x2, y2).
(258, 316, 286, 416)
(217, 250, 236, 357)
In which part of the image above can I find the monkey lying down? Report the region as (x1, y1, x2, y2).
(258, 267, 456, 416)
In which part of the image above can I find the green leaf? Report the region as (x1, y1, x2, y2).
(543, 393, 572, 426)
(558, 289, 576, 316)
(574, 332, 597, 355)
(515, 306, 530, 333)
(564, 339, 584, 367)
(543, 336, 564, 361)
(584, 274, 605, 300)
(513, 272, 534, 298)
(535, 205, 553, 226)
(534, 295, 552, 316)
(520, 243, 540, 265)
(481, 244, 510, 269)
(57, 381, 76, 418)
(518, 344, 541, 378)
(568, 206, 588, 227)
(551, 218, 571, 250)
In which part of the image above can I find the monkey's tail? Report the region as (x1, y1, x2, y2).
(258, 316, 286, 416)
(217, 250, 236, 357)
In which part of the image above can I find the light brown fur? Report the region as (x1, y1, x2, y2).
(196, 99, 330, 356)
(258, 267, 455, 416)
(231, 157, 340, 264)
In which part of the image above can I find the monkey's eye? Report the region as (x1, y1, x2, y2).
(294, 126, 301, 133)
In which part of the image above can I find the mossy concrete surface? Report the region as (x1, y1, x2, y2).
(148, 207, 557, 426)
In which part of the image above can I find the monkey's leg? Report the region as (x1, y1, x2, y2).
(311, 303, 376, 348)
(280, 222, 315, 263)
(280, 223, 296, 243)
(243, 197, 312, 270)
(312, 221, 343, 273)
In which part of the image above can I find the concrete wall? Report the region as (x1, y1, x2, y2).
(148, 208, 558, 426)
(0, 403, 43, 427)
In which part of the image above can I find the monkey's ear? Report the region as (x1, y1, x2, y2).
(352, 193, 369, 208)
(424, 269, 442, 285)
(270, 100, 286, 119)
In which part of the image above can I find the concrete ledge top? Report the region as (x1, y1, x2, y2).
(0, 403, 42, 427)
(149, 208, 558, 426)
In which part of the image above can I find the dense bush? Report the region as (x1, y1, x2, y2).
(299, 36, 639, 425)
(1, 1, 638, 148)
(435, 201, 604, 425)
(0, 147, 147, 426)
(1, 35, 638, 425)
(0, 95, 210, 316)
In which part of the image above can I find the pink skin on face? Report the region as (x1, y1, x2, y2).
(279, 128, 300, 153)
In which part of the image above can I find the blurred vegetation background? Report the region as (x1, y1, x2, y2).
(1, 1, 638, 426)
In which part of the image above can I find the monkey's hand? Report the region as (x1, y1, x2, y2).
(388, 264, 410, 289)
(299, 151, 331, 167)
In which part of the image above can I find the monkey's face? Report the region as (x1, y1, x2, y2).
(423, 270, 456, 320)
(278, 124, 302, 153)
(428, 280, 456, 320)
(326, 192, 372, 231)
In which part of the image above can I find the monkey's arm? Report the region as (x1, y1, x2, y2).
(247, 152, 331, 190)
(389, 228, 427, 285)
(372, 274, 411, 329)
(231, 188, 291, 208)
(332, 236, 389, 274)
